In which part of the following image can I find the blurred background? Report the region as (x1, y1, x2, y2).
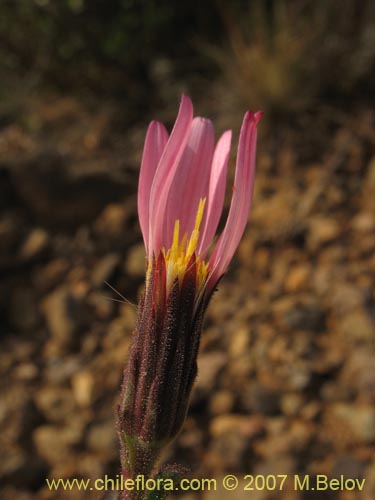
(0, 0, 374, 499)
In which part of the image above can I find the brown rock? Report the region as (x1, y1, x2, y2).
(94, 203, 129, 238)
(210, 414, 265, 440)
(44, 355, 81, 384)
(33, 424, 84, 464)
(177, 416, 204, 450)
(72, 370, 95, 408)
(241, 382, 281, 415)
(87, 291, 115, 320)
(338, 309, 374, 343)
(13, 362, 39, 381)
(351, 211, 374, 232)
(42, 286, 81, 353)
(228, 326, 251, 358)
(86, 420, 117, 459)
(340, 350, 375, 401)
(324, 404, 375, 445)
(209, 390, 235, 416)
(18, 228, 49, 260)
(34, 386, 76, 422)
(307, 216, 341, 250)
(284, 263, 311, 292)
(250, 189, 298, 241)
(33, 258, 70, 292)
(256, 419, 313, 458)
(281, 393, 304, 417)
(273, 296, 326, 332)
(125, 243, 146, 277)
(208, 432, 249, 471)
(91, 253, 119, 287)
(193, 352, 227, 402)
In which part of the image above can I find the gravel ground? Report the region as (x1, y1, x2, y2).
(0, 94, 374, 500)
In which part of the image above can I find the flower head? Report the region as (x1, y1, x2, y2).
(138, 94, 262, 300)
(117, 96, 261, 496)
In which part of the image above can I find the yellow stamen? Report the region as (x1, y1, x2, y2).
(186, 198, 205, 259)
(163, 198, 208, 295)
(171, 219, 180, 261)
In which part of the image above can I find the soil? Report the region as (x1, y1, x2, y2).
(0, 91, 374, 500)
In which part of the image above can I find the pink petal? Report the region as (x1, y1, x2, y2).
(149, 94, 193, 255)
(166, 117, 215, 245)
(198, 130, 232, 256)
(209, 110, 262, 285)
(137, 121, 169, 253)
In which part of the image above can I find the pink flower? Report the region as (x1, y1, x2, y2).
(116, 96, 261, 492)
(138, 94, 262, 296)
